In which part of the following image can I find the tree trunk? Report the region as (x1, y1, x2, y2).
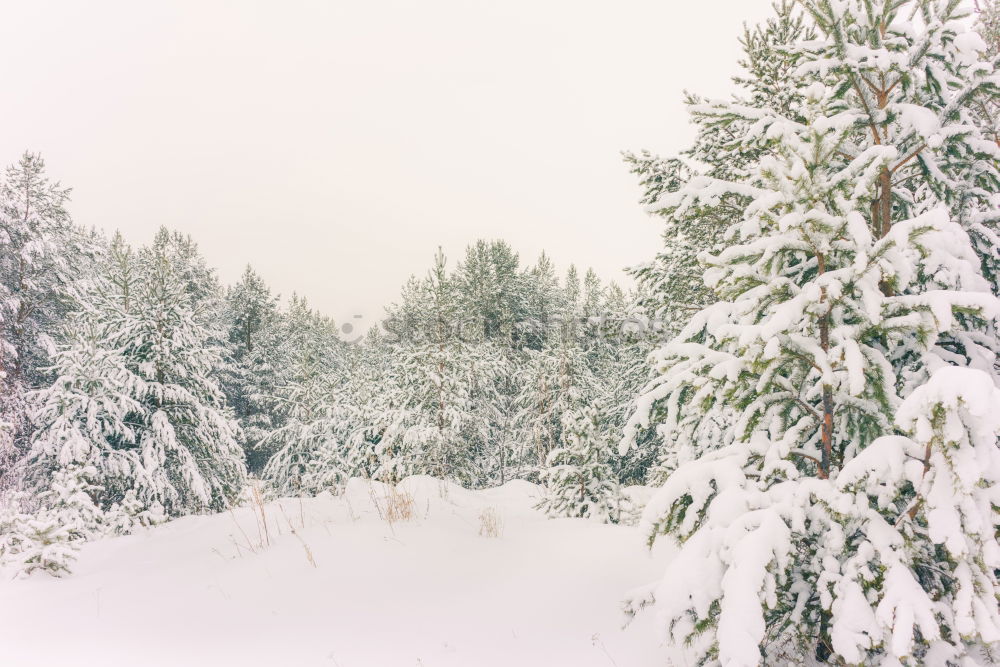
(817, 253, 833, 479)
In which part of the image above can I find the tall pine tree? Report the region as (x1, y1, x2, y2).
(0, 153, 93, 481)
(28, 234, 247, 518)
(622, 2, 1000, 663)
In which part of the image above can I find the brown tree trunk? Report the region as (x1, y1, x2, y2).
(817, 253, 833, 479)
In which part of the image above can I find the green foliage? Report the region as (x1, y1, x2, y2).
(537, 404, 620, 523)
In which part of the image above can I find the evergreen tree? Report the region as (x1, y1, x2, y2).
(514, 343, 594, 478)
(260, 382, 352, 497)
(622, 2, 1000, 662)
(454, 341, 513, 486)
(0, 465, 103, 577)
(259, 294, 347, 493)
(340, 327, 404, 483)
(453, 239, 528, 344)
(220, 265, 285, 472)
(537, 403, 619, 523)
(388, 250, 488, 485)
(226, 265, 277, 357)
(149, 227, 225, 320)
(581, 268, 604, 319)
(589, 287, 655, 485)
(624, 3, 814, 339)
(27, 234, 247, 518)
(0, 153, 93, 479)
(521, 251, 563, 349)
(561, 264, 581, 327)
(382, 275, 426, 345)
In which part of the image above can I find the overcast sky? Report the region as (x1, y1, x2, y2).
(1, 0, 776, 328)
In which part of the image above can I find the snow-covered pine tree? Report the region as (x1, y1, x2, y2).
(581, 268, 604, 320)
(220, 265, 286, 472)
(561, 264, 581, 334)
(446, 241, 526, 482)
(521, 251, 563, 350)
(260, 294, 348, 495)
(359, 246, 515, 486)
(513, 259, 613, 478)
(588, 283, 656, 485)
(391, 249, 483, 484)
(260, 380, 352, 497)
(624, 3, 814, 340)
(514, 341, 594, 478)
(226, 266, 279, 358)
(537, 403, 619, 523)
(27, 233, 247, 519)
(622, 2, 1000, 663)
(149, 227, 225, 322)
(0, 465, 103, 576)
(453, 239, 528, 344)
(338, 327, 405, 483)
(457, 340, 514, 487)
(0, 153, 94, 481)
(260, 327, 395, 498)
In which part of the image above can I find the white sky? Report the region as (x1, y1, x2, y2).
(1, 0, 776, 327)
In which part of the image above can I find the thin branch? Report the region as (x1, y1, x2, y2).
(890, 143, 926, 174)
(851, 77, 882, 145)
(859, 72, 881, 95)
(791, 396, 822, 423)
(789, 450, 822, 467)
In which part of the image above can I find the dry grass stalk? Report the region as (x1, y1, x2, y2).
(384, 486, 415, 523)
(478, 506, 503, 538)
(279, 504, 317, 568)
(229, 509, 257, 554)
(368, 486, 387, 523)
(250, 483, 271, 547)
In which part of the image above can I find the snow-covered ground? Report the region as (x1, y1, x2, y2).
(0, 476, 671, 667)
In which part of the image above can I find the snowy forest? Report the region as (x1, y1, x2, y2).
(3, 1, 1000, 665)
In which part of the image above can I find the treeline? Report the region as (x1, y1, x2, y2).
(259, 243, 656, 499)
(0, 153, 660, 573)
(5, 0, 1000, 662)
